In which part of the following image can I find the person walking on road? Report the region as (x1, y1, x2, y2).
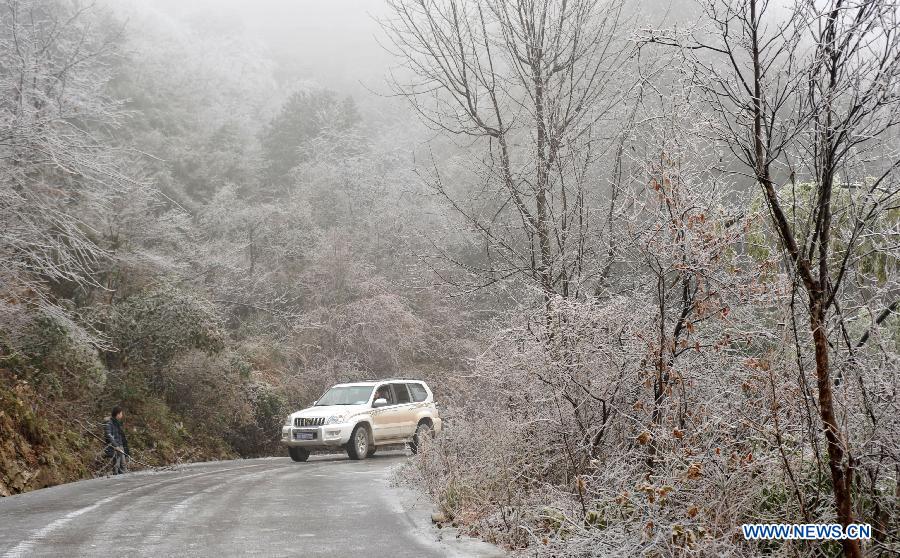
(104, 406, 130, 475)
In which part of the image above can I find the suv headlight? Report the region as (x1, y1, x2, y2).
(325, 414, 345, 425)
(284, 415, 293, 427)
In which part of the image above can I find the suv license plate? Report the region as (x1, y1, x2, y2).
(295, 432, 314, 440)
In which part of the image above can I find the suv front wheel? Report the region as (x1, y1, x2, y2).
(288, 447, 309, 462)
(346, 424, 370, 460)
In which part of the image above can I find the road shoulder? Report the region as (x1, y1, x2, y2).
(386, 464, 507, 558)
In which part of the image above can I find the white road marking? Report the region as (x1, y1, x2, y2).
(2, 463, 274, 558)
(4, 494, 120, 558)
(140, 482, 226, 548)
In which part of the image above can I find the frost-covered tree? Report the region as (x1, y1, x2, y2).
(383, 0, 634, 303)
(261, 90, 361, 183)
(0, 0, 135, 337)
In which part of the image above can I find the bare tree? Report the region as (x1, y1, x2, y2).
(643, 0, 900, 554)
(383, 0, 632, 304)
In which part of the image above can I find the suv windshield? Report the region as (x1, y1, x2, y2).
(315, 386, 374, 406)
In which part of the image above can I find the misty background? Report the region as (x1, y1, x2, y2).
(1, 0, 897, 555)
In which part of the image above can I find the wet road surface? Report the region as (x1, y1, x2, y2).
(0, 452, 504, 557)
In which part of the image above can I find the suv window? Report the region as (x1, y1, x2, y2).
(316, 385, 375, 406)
(391, 383, 411, 404)
(374, 384, 395, 405)
(407, 383, 428, 402)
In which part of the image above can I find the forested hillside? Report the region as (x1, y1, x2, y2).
(0, 0, 481, 495)
(1, 0, 898, 556)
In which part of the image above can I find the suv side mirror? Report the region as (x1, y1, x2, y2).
(312, 400, 317, 406)
(372, 398, 388, 408)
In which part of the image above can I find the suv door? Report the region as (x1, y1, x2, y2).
(370, 384, 397, 441)
(389, 383, 417, 438)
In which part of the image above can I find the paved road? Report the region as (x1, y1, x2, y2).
(0, 452, 504, 557)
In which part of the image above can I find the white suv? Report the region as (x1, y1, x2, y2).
(281, 379, 442, 462)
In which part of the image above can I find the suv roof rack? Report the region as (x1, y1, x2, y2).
(359, 378, 423, 382)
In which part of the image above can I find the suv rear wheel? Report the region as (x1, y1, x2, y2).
(346, 424, 370, 460)
(409, 421, 433, 455)
(288, 447, 309, 462)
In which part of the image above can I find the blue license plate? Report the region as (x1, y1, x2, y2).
(295, 432, 314, 440)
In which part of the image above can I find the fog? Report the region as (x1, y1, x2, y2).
(1, 0, 898, 555)
(123, 0, 395, 92)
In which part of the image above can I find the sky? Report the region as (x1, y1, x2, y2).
(137, 0, 397, 93)
(121, 0, 703, 104)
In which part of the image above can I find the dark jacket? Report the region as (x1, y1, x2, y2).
(104, 418, 129, 458)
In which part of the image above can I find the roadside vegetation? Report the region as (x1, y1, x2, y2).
(384, 0, 900, 556)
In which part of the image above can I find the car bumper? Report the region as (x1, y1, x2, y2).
(281, 423, 354, 447)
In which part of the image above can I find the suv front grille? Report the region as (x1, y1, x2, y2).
(295, 417, 325, 427)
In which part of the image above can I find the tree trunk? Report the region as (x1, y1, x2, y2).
(810, 299, 860, 558)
